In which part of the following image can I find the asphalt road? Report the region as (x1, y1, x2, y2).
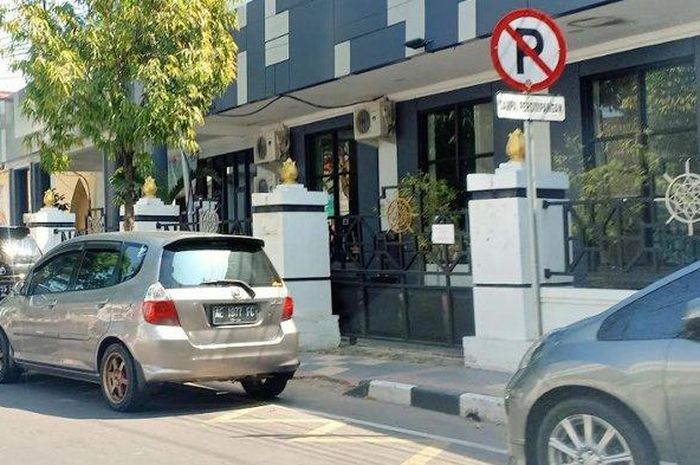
(0, 374, 509, 465)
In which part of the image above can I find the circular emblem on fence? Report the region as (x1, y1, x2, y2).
(664, 159, 700, 236)
(386, 196, 414, 234)
(199, 209, 220, 233)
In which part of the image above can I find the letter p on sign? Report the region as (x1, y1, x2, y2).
(491, 9, 567, 93)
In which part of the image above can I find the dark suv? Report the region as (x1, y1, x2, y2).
(0, 227, 42, 299)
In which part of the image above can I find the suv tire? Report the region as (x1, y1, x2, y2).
(535, 396, 656, 465)
(99, 343, 148, 412)
(0, 329, 20, 384)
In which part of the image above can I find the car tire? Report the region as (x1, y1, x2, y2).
(535, 396, 656, 465)
(99, 343, 148, 412)
(241, 374, 292, 400)
(0, 329, 20, 384)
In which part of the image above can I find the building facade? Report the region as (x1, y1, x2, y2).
(6, 0, 700, 350)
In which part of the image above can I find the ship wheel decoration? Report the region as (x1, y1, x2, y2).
(386, 196, 415, 234)
(663, 159, 700, 236)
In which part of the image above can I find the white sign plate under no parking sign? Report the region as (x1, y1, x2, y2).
(496, 92, 566, 122)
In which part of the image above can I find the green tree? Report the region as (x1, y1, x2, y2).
(2, 0, 238, 229)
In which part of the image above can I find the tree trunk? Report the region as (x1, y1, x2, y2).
(122, 150, 136, 232)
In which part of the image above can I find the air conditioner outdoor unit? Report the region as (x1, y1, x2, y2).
(254, 166, 280, 193)
(353, 99, 395, 141)
(255, 127, 290, 164)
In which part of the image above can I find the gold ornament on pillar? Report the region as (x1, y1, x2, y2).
(506, 128, 526, 163)
(280, 158, 299, 185)
(43, 189, 55, 208)
(142, 176, 158, 198)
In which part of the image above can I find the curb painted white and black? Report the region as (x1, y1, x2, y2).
(346, 380, 506, 424)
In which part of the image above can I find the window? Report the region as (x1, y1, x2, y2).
(598, 267, 700, 340)
(120, 243, 148, 282)
(159, 239, 280, 289)
(422, 101, 494, 199)
(308, 129, 357, 217)
(586, 61, 697, 195)
(29, 251, 82, 295)
(73, 248, 121, 291)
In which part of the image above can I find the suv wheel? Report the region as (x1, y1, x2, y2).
(241, 374, 291, 400)
(0, 329, 20, 384)
(100, 343, 148, 412)
(535, 397, 655, 465)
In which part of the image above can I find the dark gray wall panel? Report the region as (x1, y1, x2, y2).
(234, 27, 247, 53)
(396, 100, 420, 178)
(357, 142, 379, 215)
(212, 82, 237, 113)
(425, 0, 460, 51)
(350, 23, 405, 73)
(276, 0, 307, 13)
(266, 66, 275, 96)
(335, 0, 387, 44)
(289, 0, 335, 90)
(245, 10, 266, 102)
(275, 61, 290, 94)
(530, 0, 620, 16)
(476, 0, 526, 38)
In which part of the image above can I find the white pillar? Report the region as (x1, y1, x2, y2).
(463, 161, 570, 372)
(252, 183, 341, 351)
(24, 208, 76, 253)
(120, 197, 180, 231)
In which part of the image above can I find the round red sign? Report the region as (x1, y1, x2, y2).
(490, 8, 567, 93)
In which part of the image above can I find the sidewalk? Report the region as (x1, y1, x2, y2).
(297, 348, 512, 424)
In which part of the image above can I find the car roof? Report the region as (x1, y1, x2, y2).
(57, 231, 265, 250)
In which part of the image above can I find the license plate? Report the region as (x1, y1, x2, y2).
(209, 304, 259, 326)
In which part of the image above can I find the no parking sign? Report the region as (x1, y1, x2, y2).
(490, 9, 567, 92)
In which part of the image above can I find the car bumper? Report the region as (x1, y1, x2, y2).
(129, 321, 300, 383)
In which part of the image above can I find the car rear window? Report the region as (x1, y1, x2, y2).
(159, 239, 280, 289)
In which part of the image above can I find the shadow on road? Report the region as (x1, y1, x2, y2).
(0, 373, 261, 420)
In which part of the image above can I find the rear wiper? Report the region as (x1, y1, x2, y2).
(200, 279, 256, 298)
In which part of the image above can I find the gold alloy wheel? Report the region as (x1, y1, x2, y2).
(102, 352, 129, 404)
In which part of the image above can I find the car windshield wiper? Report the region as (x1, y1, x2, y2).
(199, 279, 256, 298)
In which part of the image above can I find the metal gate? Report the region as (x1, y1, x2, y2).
(329, 209, 474, 346)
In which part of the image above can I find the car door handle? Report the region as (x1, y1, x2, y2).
(46, 300, 58, 309)
(95, 299, 110, 309)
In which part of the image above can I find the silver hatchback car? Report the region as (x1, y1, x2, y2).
(506, 262, 700, 465)
(0, 232, 299, 411)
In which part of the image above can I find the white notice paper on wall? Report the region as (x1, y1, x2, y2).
(431, 224, 455, 245)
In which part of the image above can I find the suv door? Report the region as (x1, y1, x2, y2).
(56, 241, 122, 372)
(17, 248, 83, 365)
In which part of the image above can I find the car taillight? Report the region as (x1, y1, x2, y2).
(282, 296, 294, 321)
(142, 282, 180, 326)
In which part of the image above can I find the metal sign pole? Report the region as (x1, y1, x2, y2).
(524, 119, 544, 338)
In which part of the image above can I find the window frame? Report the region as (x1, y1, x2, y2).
(581, 57, 698, 172)
(71, 241, 124, 292)
(418, 98, 495, 200)
(306, 127, 358, 218)
(27, 245, 84, 296)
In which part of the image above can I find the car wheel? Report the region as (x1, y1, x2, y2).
(241, 374, 291, 400)
(100, 343, 148, 412)
(0, 329, 19, 384)
(535, 396, 656, 465)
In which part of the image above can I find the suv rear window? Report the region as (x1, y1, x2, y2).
(159, 239, 280, 289)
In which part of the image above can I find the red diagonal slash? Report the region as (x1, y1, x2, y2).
(504, 24, 554, 76)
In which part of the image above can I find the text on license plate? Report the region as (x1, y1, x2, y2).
(210, 304, 259, 326)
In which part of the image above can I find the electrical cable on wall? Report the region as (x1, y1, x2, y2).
(217, 93, 385, 118)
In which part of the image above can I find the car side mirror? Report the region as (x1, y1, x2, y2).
(12, 279, 26, 297)
(681, 298, 700, 340)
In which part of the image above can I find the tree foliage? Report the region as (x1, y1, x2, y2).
(2, 0, 238, 227)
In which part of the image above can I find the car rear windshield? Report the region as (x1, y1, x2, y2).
(159, 239, 280, 289)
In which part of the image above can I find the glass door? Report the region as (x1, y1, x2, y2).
(221, 150, 254, 235)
